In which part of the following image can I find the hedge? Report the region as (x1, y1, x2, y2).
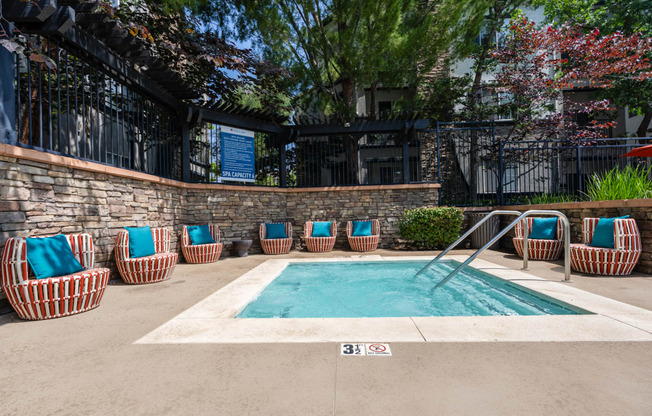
(398, 207, 463, 249)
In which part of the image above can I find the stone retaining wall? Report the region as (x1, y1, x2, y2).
(0, 144, 439, 289)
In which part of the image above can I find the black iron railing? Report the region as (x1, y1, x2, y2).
(4, 39, 651, 198)
(188, 124, 438, 188)
(11, 37, 181, 180)
(432, 121, 652, 206)
(189, 123, 285, 187)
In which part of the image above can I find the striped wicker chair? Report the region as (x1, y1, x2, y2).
(0, 233, 110, 320)
(347, 219, 380, 252)
(260, 222, 293, 254)
(513, 217, 564, 260)
(114, 227, 178, 284)
(304, 221, 337, 253)
(570, 217, 642, 276)
(181, 224, 223, 264)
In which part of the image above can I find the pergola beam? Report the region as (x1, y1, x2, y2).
(58, 27, 185, 111)
(294, 119, 429, 137)
(19, 5, 75, 35)
(200, 109, 287, 135)
(2, 0, 56, 23)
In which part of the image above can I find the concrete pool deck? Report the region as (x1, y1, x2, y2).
(1, 249, 651, 415)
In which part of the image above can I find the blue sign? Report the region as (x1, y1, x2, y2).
(220, 126, 255, 182)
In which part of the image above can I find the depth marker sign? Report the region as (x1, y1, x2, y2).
(341, 343, 392, 356)
(341, 343, 365, 356)
(220, 126, 256, 182)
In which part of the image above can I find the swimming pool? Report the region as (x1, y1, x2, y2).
(237, 260, 588, 318)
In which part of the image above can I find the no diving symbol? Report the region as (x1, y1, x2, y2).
(368, 344, 386, 352)
(365, 343, 392, 356)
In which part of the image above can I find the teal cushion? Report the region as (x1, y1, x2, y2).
(187, 225, 215, 245)
(26, 235, 85, 279)
(265, 223, 288, 239)
(528, 218, 558, 240)
(351, 221, 372, 237)
(312, 222, 332, 237)
(125, 226, 156, 258)
(590, 216, 630, 249)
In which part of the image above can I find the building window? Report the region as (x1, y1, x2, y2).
(378, 101, 393, 113)
(472, 22, 504, 47)
(503, 164, 518, 193)
(495, 91, 513, 120)
(477, 89, 513, 120)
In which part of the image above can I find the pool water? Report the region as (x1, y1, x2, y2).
(236, 261, 588, 318)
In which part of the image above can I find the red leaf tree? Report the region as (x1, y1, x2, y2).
(464, 14, 652, 201)
(490, 13, 652, 143)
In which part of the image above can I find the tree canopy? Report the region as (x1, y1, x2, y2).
(196, 0, 489, 122)
(535, 0, 652, 137)
(108, 0, 292, 115)
(489, 14, 652, 142)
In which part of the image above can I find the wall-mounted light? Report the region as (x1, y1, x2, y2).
(344, 122, 350, 128)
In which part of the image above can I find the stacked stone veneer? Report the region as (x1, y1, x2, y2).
(0, 145, 439, 287)
(480, 200, 651, 274)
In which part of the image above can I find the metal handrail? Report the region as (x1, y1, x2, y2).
(415, 210, 522, 277)
(418, 210, 572, 291)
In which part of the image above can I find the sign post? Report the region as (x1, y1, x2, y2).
(220, 126, 256, 183)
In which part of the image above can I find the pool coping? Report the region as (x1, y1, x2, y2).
(135, 255, 652, 344)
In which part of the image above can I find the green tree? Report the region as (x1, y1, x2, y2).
(461, 1, 532, 118)
(203, 0, 486, 122)
(111, 0, 292, 116)
(394, 75, 472, 122)
(536, 0, 652, 138)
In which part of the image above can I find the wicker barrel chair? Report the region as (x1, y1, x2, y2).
(260, 222, 293, 254)
(347, 219, 380, 252)
(512, 217, 564, 260)
(570, 217, 642, 276)
(114, 227, 178, 284)
(304, 221, 337, 253)
(1, 233, 110, 320)
(181, 224, 223, 264)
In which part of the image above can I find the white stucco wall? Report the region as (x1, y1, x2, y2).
(450, 7, 546, 80)
(625, 109, 652, 137)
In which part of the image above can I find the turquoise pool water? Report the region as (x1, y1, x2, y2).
(237, 261, 588, 318)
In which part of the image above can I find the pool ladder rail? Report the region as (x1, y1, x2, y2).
(416, 210, 572, 290)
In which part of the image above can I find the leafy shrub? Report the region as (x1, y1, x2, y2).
(398, 207, 463, 249)
(585, 165, 652, 201)
(527, 193, 578, 205)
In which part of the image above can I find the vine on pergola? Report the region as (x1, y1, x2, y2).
(111, 0, 293, 115)
(0, 0, 294, 117)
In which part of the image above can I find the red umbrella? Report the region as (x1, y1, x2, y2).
(622, 144, 652, 157)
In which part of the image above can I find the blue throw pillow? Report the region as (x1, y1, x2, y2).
(265, 223, 288, 239)
(125, 226, 156, 258)
(528, 218, 558, 240)
(312, 221, 332, 237)
(351, 220, 372, 237)
(26, 235, 85, 280)
(187, 225, 216, 245)
(590, 216, 630, 249)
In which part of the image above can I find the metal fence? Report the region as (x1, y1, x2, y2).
(433, 121, 652, 206)
(7, 37, 435, 189)
(188, 127, 438, 187)
(292, 132, 435, 187)
(6, 40, 651, 199)
(189, 123, 285, 186)
(12, 37, 181, 180)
